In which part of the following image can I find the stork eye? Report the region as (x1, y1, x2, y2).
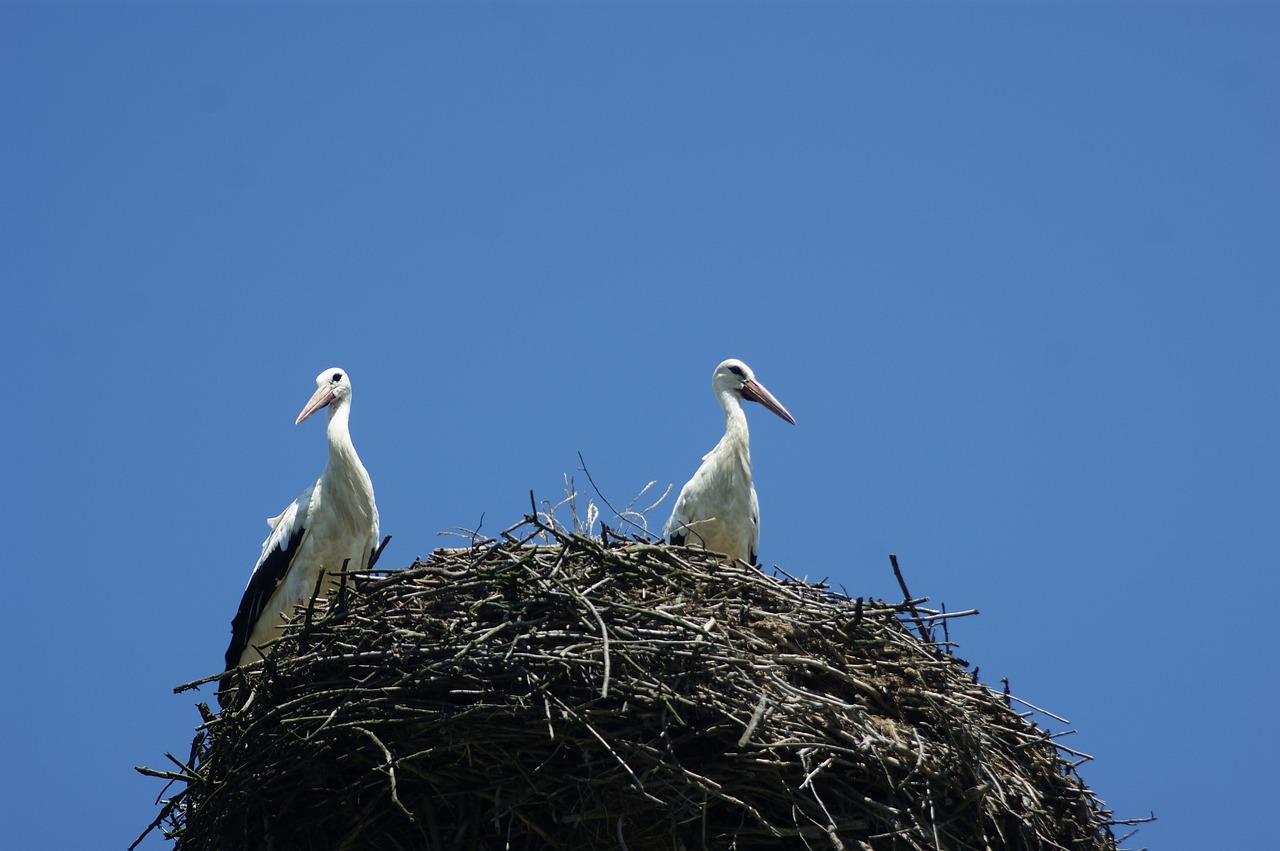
(727, 365, 745, 377)
(332, 372, 343, 382)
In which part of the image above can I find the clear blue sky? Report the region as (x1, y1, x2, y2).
(2, 3, 1275, 849)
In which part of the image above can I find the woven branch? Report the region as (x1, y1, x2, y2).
(137, 518, 1122, 851)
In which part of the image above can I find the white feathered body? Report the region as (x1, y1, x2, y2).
(232, 401, 379, 669)
(664, 400, 760, 564)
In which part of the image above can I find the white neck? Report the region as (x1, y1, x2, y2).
(714, 387, 752, 467)
(323, 399, 365, 484)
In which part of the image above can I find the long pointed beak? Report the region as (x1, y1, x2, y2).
(296, 385, 335, 424)
(741, 379, 796, 425)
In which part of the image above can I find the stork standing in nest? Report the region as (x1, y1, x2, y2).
(225, 368, 382, 674)
(663, 358, 795, 565)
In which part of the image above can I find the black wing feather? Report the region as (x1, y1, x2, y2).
(225, 526, 306, 670)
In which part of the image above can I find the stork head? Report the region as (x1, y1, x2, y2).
(296, 368, 353, 424)
(713, 359, 796, 425)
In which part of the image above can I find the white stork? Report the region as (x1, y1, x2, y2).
(663, 358, 795, 565)
(224, 368, 382, 675)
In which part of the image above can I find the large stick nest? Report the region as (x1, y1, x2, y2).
(141, 519, 1121, 850)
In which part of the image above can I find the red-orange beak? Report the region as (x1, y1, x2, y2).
(296, 384, 336, 424)
(740, 379, 796, 425)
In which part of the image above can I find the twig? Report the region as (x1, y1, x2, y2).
(577, 451, 654, 539)
(1000, 691, 1072, 725)
(367, 534, 393, 570)
(1108, 812, 1157, 826)
(890, 553, 933, 644)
